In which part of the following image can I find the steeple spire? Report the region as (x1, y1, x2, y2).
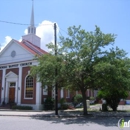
(22, 0, 41, 48)
(30, 0, 34, 26)
(28, 0, 36, 34)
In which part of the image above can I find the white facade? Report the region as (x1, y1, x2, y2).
(0, 40, 34, 65)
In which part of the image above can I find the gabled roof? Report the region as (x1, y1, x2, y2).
(0, 39, 48, 57)
(17, 39, 48, 56)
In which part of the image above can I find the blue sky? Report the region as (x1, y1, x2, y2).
(0, 0, 130, 55)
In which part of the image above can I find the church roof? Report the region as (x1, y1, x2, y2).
(14, 39, 48, 56)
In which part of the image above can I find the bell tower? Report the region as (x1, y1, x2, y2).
(22, 0, 41, 48)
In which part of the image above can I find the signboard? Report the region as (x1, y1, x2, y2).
(0, 62, 32, 70)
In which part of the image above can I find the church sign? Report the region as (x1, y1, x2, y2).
(0, 62, 32, 70)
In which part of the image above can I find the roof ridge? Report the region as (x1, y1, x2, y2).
(22, 39, 48, 54)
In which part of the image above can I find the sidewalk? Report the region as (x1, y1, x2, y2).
(0, 105, 129, 117)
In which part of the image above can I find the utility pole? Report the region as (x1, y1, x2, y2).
(54, 23, 58, 115)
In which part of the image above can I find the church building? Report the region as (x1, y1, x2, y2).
(0, 3, 98, 110)
(0, 3, 52, 110)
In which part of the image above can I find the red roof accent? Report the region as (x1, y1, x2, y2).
(14, 39, 48, 56)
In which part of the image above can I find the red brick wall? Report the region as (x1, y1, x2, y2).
(64, 89, 74, 102)
(0, 70, 2, 103)
(42, 87, 61, 103)
(6, 68, 19, 75)
(21, 67, 36, 104)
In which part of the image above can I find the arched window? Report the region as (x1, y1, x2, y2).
(25, 75, 33, 98)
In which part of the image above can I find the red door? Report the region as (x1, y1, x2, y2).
(9, 88, 15, 103)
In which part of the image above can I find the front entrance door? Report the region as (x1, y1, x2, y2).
(9, 88, 15, 103)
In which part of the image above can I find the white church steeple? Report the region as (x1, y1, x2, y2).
(22, 0, 41, 48)
(28, 0, 36, 34)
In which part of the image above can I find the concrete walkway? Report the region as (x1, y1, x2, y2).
(0, 105, 129, 117)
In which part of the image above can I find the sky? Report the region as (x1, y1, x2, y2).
(0, 0, 130, 55)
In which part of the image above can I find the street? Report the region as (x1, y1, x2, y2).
(0, 116, 129, 130)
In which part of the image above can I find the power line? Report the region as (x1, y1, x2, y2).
(59, 30, 63, 37)
(0, 20, 54, 26)
(59, 28, 68, 35)
(0, 20, 29, 26)
(0, 20, 68, 35)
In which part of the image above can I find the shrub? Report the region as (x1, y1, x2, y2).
(73, 94, 83, 106)
(98, 89, 128, 111)
(12, 105, 32, 110)
(59, 98, 67, 110)
(90, 97, 95, 100)
(61, 104, 68, 110)
(44, 97, 54, 110)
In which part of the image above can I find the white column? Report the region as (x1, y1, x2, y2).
(15, 81, 18, 103)
(18, 66, 22, 105)
(60, 88, 64, 98)
(5, 81, 8, 103)
(36, 81, 42, 110)
(1, 69, 6, 104)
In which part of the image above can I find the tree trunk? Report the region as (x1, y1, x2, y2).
(81, 90, 88, 115)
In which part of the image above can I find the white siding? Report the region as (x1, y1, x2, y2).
(0, 41, 34, 64)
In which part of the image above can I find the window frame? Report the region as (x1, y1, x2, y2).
(24, 75, 34, 99)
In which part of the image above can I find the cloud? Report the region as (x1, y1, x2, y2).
(36, 20, 59, 52)
(0, 20, 59, 52)
(0, 36, 12, 51)
(24, 29, 28, 35)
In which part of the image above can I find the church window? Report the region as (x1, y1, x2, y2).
(25, 75, 33, 98)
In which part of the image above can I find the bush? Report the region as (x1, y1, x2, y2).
(59, 98, 67, 110)
(98, 89, 128, 111)
(12, 105, 32, 110)
(44, 97, 54, 110)
(90, 97, 95, 100)
(73, 94, 83, 106)
(61, 104, 68, 110)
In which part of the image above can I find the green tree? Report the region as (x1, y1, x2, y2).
(57, 26, 115, 115)
(95, 47, 130, 111)
(31, 25, 116, 115)
(30, 54, 65, 89)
